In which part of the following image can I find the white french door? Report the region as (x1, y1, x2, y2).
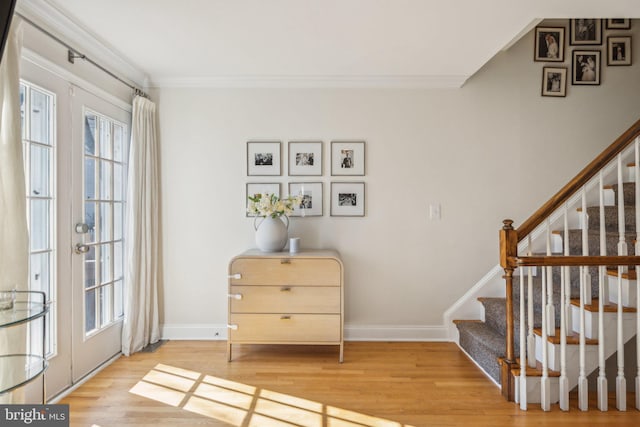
(20, 59, 131, 398)
(70, 85, 130, 382)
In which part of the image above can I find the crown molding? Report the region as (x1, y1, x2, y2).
(16, 0, 147, 88)
(150, 74, 470, 89)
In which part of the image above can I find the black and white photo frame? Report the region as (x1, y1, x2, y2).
(289, 182, 323, 217)
(331, 141, 365, 176)
(246, 182, 280, 217)
(288, 141, 323, 176)
(247, 141, 281, 176)
(570, 19, 602, 45)
(541, 67, 567, 97)
(606, 19, 631, 30)
(608, 36, 632, 66)
(331, 182, 365, 217)
(534, 26, 565, 62)
(572, 50, 601, 85)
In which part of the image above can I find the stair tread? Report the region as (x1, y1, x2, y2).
(533, 327, 598, 345)
(452, 319, 483, 325)
(606, 267, 637, 279)
(569, 298, 637, 313)
(510, 358, 561, 378)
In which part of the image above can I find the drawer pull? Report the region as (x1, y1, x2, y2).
(280, 287, 292, 292)
(227, 324, 238, 330)
(228, 273, 242, 280)
(228, 293, 243, 300)
(280, 259, 291, 264)
(280, 315, 291, 320)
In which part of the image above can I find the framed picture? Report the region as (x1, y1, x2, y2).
(331, 182, 365, 217)
(247, 141, 281, 176)
(246, 183, 280, 216)
(534, 27, 565, 62)
(570, 19, 602, 45)
(572, 50, 601, 85)
(331, 141, 365, 176)
(607, 36, 632, 66)
(288, 141, 322, 176)
(541, 67, 567, 97)
(606, 19, 631, 30)
(288, 182, 323, 217)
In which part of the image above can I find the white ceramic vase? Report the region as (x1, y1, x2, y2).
(254, 216, 289, 252)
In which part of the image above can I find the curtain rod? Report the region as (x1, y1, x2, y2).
(16, 12, 149, 99)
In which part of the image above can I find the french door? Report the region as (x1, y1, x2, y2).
(20, 59, 131, 398)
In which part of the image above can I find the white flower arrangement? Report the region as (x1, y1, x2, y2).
(247, 193, 302, 218)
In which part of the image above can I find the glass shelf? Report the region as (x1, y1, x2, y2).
(0, 291, 48, 328)
(0, 354, 48, 395)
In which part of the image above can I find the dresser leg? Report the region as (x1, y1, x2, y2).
(339, 343, 344, 363)
(227, 342, 232, 362)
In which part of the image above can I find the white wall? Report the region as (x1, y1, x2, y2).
(157, 20, 640, 340)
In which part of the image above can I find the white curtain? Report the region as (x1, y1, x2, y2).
(0, 18, 27, 403)
(122, 95, 161, 356)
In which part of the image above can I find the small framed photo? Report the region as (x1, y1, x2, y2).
(288, 182, 323, 217)
(570, 19, 602, 45)
(331, 182, 365, 217)
(288, 141, 322, 176)
(572, 50, 601, 85)
(331, 141, 365, 176)
(606, 19, 631, 30)
(608, 36, 632, 66)
(534, 27, 565, 62)
(541, 67, 567, 97)
(246, 183, 280, 216)
(247, 141, 281, 176)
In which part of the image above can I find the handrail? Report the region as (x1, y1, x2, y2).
(516, 117, 640, 240)
(513, 255, 640, 267)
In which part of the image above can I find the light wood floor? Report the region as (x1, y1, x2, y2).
(59, 341, 640, 426)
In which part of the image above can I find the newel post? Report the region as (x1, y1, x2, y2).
(499, 219, 518, 401)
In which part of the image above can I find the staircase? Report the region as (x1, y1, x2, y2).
(451, 120, 640, 411)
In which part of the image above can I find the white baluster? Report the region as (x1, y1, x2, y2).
(541, 266, 550, 411)
(559, 208, 569, 411)
(546, 219, 555, 335)
(527, 236, 536, 369)
(635, 138, 640, 411)
(578, 266, 588, 411)
(597, 171, 608, 411)
(519, 269, 527, 410)
(564, 209, 572, 338)
(617, 154, 627, 411)
(582, 189, 592, 306)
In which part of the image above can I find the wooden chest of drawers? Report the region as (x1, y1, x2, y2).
(227, 249, 344, 362)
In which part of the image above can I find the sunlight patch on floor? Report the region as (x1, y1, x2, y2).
(129, 363, 415, 427)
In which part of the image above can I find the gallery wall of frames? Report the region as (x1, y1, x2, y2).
(535, 19, 632, 97)
(245, 140, 366, 217)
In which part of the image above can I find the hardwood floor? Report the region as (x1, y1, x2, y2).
(59, 341, 640, 426)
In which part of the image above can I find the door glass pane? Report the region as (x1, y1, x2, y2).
(30, 145, 51, 197)
(30, 252, 50, 294)
(113, 124, 124, 162)
(100, 243, 112, 284)
(99, 285, 112, 327)
(113, 163, 123, 201)
(84, 114, 96, 155)
(20, 84, 25, 139)
(100, 160, 111, 200)
(114, 202, 123, 241)
(30, 199, 50, 251)
(114, 280, 123, 318)
(114, 241, 123, 280)
(100, 202, 112, 242)
(99, 119, 112, 160)
(84, 245, 96, 288)
(85, 289, 97, 334)
(84, 202, 97, 243)
(30, 89, 51, 145)
(84, 158, 96, 200)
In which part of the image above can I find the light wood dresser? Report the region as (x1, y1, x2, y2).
(227, 249, 344, 362)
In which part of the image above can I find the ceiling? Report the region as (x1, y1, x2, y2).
(17, 0, 640, 88)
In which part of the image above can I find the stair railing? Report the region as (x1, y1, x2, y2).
(499, 117, 640, 410)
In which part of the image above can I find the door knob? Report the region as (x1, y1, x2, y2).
(74, 243, 90, 254)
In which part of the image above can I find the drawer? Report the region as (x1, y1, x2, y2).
(228, 314, 341, 343)
(230, 258, 341, 286)
(230, 286, 340, 314)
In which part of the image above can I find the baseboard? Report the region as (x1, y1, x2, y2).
(160, 323, 450, 342)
